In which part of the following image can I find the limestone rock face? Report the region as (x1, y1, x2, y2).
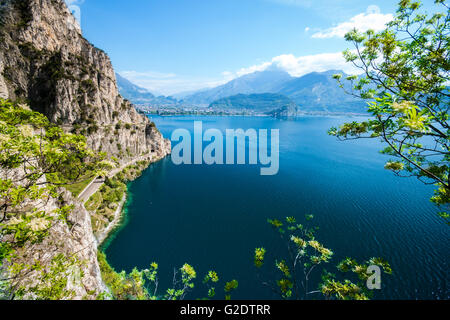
(0, 0, 171, 164)
(0, 164, 106, 299)
(0, 58, 7, 99)
(0, 0, 171, 299)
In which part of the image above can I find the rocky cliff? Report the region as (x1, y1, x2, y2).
(0, 0, 170, 162)
(0, 0, 171, 299)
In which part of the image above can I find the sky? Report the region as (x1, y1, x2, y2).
(63, 0, 421, 96)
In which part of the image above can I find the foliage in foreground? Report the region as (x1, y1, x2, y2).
(255, 216, 392, 300)
(97, 251, 238, 300)
(0, 99, 111, 299)
(329, 0, 450, 224)
(0, 99, 394, 301)
(86, 161, 150, 235)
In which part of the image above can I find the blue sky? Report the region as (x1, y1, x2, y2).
(65, 0, 403, 95)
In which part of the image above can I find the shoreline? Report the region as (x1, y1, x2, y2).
(95, 194, 127, 246)
(146, 112, 368, 118)
(95, 155, 169, 250)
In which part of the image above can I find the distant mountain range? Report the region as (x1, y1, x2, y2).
(209, 93, 297, 113)
(116, 69, 367, 114)
(116, 73, 178, 106)
(116, 73, 155, 103)
(180, 69, 294, 106)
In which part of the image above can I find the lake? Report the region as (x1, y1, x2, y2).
(104, 115, 448, 300)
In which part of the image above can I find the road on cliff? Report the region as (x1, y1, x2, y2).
(77, 153, 157, 204)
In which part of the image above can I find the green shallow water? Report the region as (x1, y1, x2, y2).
(104, 115, 449, 300)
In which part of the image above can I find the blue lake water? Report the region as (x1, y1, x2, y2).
(104, 115, 449, 300)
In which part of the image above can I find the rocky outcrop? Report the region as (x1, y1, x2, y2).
(0, 58, 8, 99)
(0, 0, 170, 163)
(12, 190, 106, 299)
(267, 104, 300, 118)
(0, 0, 171, 299)
(0, 163, 106, 299)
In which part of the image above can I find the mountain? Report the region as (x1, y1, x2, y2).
(181, 69, 365, 113)
(267, 104, 301, 118)
(0, 0, 170, 299)
(116, 73, 179, 106)
(277, 70, 364, 113)
(0, 0, 170, 164)
(116, 66, 365, 114)
(181, 69, 294, 106)
(116, 73, 155, 103)
(209, 93, 297, 113)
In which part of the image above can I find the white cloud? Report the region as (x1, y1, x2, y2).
(231, 52, 361, 79)
(312, 6, 393, 39)
(120, 51, 363, 95)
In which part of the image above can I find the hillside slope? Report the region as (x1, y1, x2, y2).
(180, 69, 365, 113)
(181, 69, 293, 106)
(0, 0, 170, 299)
(277, 70, 364, 112)
(209, 93, 297, 113)
(116, 73, 155, 104)
(116, 73, 179, 107)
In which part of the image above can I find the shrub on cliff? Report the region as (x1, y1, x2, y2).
(0, 99, 112, 299)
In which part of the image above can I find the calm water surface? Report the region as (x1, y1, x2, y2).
(104, 116, 448, 300)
